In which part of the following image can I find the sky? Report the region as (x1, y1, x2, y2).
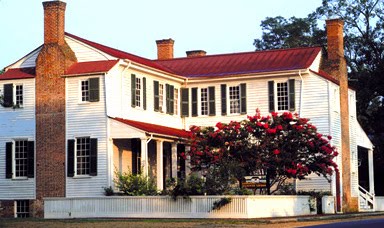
(0, 0, 322, 69)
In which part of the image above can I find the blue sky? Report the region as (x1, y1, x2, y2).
(0, 0, 322, 69)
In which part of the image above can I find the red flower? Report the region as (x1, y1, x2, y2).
(263, 123, 269, 129)
(267, 128, 277, 134)
(216, 122, 224, 130)
(327, 135, 332, 140)
(273, 149, 280, 155)
(276, 125, 283, 131)
(271, 112, 278, 117)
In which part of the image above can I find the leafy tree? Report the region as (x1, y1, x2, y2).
(188, 110, 338, 194)
(254, 14, 326, 50)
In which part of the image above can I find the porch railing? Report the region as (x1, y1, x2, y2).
(358, 185, 375, 211)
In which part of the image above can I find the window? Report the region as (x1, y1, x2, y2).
(15, 200, 29, 218)
(14, 140, 28, 177)
(80, 78, 99, 102)
(1, 83, 23, 108)
(268, 79, 295, 112)
(159, 83, 164, 112)
(174, 88, 178, 115)
(67, 138, 97, 177)
(131, 74, 146, 109)
(5, 140, 34, 179)
(229, 86, 240, 114)
(277, 82, 289, 111)
(76, 137, 90, 175)
(201, 88, 208, 115)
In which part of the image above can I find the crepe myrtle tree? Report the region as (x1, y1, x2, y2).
(187, 109, 339, 194)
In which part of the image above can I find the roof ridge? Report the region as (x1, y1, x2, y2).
(154, 46, 323, 62)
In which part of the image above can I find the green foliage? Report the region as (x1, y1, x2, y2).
(114, 170, 158, 196)
(164, 174, 205, 200)
(211, 197, 232, 211)
(103, 186, 114, 196)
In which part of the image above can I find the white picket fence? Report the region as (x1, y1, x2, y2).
(44, 195, 323, 219)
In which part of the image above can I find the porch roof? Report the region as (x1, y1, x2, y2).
(112, 117, 190, 139)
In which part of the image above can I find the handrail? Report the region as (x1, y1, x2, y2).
(359, 185, 375, 210)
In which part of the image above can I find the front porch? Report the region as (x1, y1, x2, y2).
(109, 118, 190, 190)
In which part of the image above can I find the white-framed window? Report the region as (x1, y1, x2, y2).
(276, 82, 289, 111)
(201, 88, 208, 115)
(14, 140, 28, 178)
(75, 137, 91, 176)
(135, 77, 141, 107)
(81, 80, 90, 102)
(174, 88, 178, 115)
(80, 77, 100, 103)
(159, 83, 164, 112)
(1, 83, 23, 108)
(15, 200, 29, 218)
(229, 86, 240, 114)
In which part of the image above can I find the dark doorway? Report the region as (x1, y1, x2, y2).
(358, 146, 369, 191)
(163, 142, 172, 187)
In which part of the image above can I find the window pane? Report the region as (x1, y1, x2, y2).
(229, 86, 240, 114)
(76, 137, 90, 175)
(81, 80, 90, 102)
(159, 84, 164, 112)
(16, 200, 29, 218)
(135, 78, 141, 107)
(201, 88, 208, 115)
(15, 85, 23, 106)
(15, 140, 28, 177)
(277, 82, 289, 111)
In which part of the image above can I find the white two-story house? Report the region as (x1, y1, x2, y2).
(0, 0, 374, 217)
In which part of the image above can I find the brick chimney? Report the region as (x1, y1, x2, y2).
(324, 19, 357, 212)
(186, 50, 207, 58)
(156, 39, 174, 60)
(34, 0, 77, 217)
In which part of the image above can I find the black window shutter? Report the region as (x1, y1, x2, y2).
(288, 79, 295, 111)
(89, 78, 100, 102)
(180, 88, 189, 117)
(166, 84, 170, 114)
(154, 81, 159, 111)
(208, 86, 216, 116)
(3, 84, 13, 108)
(268, 81, 275, 112)
(170, 85, 174, 115)
(89, 138, 98, 176)
(240, 83, 247, 114)
(67, 139, 75, 177)
(143, 77, 147, 110)
(5, 142, 13, 179)
(27, 141, 34, 178)
(221, 84, 227, 115)
(131, 74, 136, 108)
(191, 88, 198, 117)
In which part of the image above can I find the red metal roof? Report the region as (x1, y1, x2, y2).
(154, 47, 322, 78)
(113, 117, 190, 139)
(0, 68, 36, 81)
(64, 60, 118, 76)
(65, 33, 174, 74)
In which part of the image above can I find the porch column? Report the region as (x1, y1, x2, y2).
(141, 138, 148, 176)
(368, 149, 375, 194)
(156, 140, 164, 190)
(185, 146, 191, 176)
(171, 143, 178, 179)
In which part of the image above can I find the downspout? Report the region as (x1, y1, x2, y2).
(299, 70, 304, 116)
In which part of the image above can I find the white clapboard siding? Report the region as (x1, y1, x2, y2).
(0, 78, 36, 199)
(65, 36, 116, 62)
(66, 75, 108, 197)
(309, 51, 322, 72)
(295, 73, 333, 192)
(7, 47, 42, 69)
(106, 68, 183, 129)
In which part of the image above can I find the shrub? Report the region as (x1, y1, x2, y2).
(114, 170, 158, 196)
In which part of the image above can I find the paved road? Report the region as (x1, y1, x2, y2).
(301, 217, 384, 228)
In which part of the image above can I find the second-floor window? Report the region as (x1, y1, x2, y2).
(174, 88, 178, 115)
(80, 78, 100, 102)
(220, 84, 246, 116)
(268, 79, 295, 112)
(159, 83, 164, 112)
(201, 88, 208, 115)
(229, 86, 240, 114)
(1, 83, 23, 108)
(154, 80, 176, 115)
(131, 74, 146, 110)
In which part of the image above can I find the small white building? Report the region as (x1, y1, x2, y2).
(0, 0, 374, 218)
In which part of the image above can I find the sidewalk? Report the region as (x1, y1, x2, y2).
(258, 211, 384, 224)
